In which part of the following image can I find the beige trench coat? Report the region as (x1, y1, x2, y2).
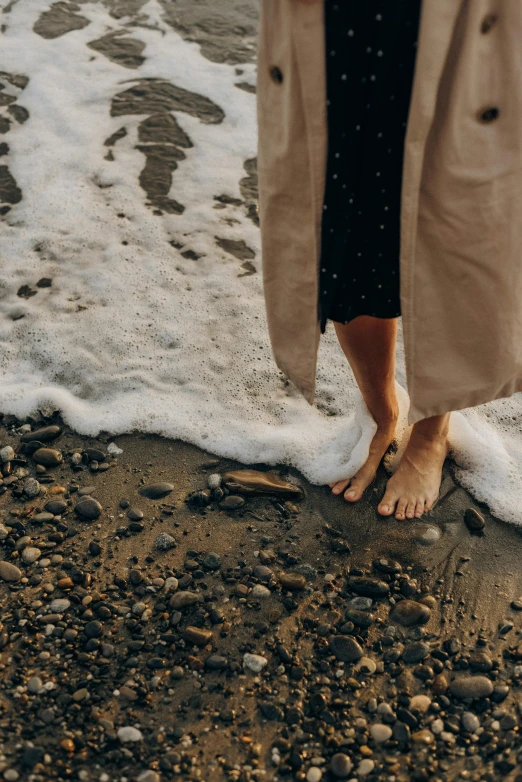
(257, 0, 522, 423)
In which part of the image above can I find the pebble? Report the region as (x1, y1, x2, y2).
(138, 482, 174, 499)
(50, 598, 70, 612)
(23, 478, 40, 498)
(402, 641, 430, 664)
(27, 676, 43, 693)
(219, 495, 245, 510)
(461, 711, 480, 733)
(449, 675, 494, 699)
(390, 599, 431, 627)
(137, 772, 160, 782)
(32, 447, 63, 467)
(127, 507, 144, 521)
(280, 572, 306, 591)
(169, 591, 200, 610)
(0, 445, 15, 462)
(44, 500, 67, 515)
(117, 726, 143, 742)
(464, 507, 485, 533)
(413, 524, 441, 545)
(0, 561, 22, 582)
(21, 425, 61, 442)
(243, 653, 268, 673)
(223, 469, 303, 498)
(22, 546, 41, 564)
(183, 626, 213, 646)
(355, 656, 376, 675)
(349, 597, 372, 610)
(412, 729, 434, 744)
(251, 584, 271, 599)
(357, 759, 375, 776)
(328, 635, 363, 663)
(510, 597, 522, 611)
(348, 576, 389, 597)
(155, 532, 175, 551)
(370, 723, 392, 742)
(329, 753, 353, 778)
(306, 768, 322, 782)
(107, 441, 123, 455)
(75, 497, 102, 520)
(202, 552, 221, 570)
(4, 770, 19, 782)
(0, 523, 8, 540)
(410, 694, 431, 713)
(207, 473, 222, 490)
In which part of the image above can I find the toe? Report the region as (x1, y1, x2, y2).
(395, 496, 408, 520)
(405, 499, 416, 519)
(378, 491, 398, 517)
(414, 499, 425, 518)
(344, 483, 362, 502)
(331, 479, 350, 495)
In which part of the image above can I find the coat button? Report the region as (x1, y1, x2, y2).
(481, 13, 498, 33)
(478, 106, 500, 123)
(269, 65, 283, 85)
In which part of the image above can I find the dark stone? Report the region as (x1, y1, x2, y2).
(402, 642, 430, 664)
(328, 635, 363, 663)
(464, 508, 485, 534)
(348, 576, 389, 598)
(219, 495, 245, 510)
(21, 425, 61, 442)
(32, 447, 63, 467)
(138, 482, 174, 499)
(44, 500, 67, 516)
(84, 620, 103, 639)
(390, 600, 431, 627)
(75, 497, 102, 520)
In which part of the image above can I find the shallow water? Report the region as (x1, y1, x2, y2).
(1, 0, 522, 523)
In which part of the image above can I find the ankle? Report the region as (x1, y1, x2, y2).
(372, 402, 399, 431)
(410, 414, 450, 445)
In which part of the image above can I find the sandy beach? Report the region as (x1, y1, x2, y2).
(1, 1, 522, 780)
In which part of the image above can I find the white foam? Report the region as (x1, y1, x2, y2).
(1, 0, 522, 524)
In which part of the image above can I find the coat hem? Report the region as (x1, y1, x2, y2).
(408, 378, 522, 425)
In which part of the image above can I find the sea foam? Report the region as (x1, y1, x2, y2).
(1, 0, 522, 524)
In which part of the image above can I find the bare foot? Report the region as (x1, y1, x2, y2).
(330, 414, 398, 502)
(378, 416, 449, 520)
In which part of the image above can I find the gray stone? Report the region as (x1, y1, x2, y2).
(390, 600, 431, 627)
(243, 653, 268, 672)
(23, 478, 40, 498)
(329, 635, 363, 663)
(401, 642, 430, 664)
(138, 482, 174, 499)
(169, 591, 200, 610)
(75, 497, 102, 520)
(44, 500, 67, 515)
(22, 547, 41, 564)
(349, 597, 373, 610)
(33, 512, 55, 524)
(0, 561, 22, 582)
(348, 576, 389, 598)
(207, 473, 222, 490)
(27, 676, 43, 693)
(0, 445, 15, 463)
(330, 753, 353, 778)
(461, 712, 480, 733)
(202, 552, 221, 570)
(50, 598, 70, 612)
(449, 676, 494, 699)
(413, 524, 441, 545)
(219, 495, 245, 510)
(154, 532, 175, 551)
(117, 726, 143, 742)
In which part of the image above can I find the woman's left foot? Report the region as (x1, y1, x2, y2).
(378, 418, 449, 520)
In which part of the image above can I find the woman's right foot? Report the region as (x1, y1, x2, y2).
(329, 410, 398, 502)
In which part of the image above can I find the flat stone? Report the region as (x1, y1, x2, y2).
(280, 572, 306, 591)
(390, 600, 431, 627)
(243, 653, 268, 673)
(413, 524, 441, 545)
(449, 676, 494, 699)
(464, 508, 485, 534)
(223, 469, 303, 498)
(21, 425, 61, 442)
(34, 511, 55, 524)
(461, 712, 480, 733)
(117, 726, 143, 742)
(219, 495, 245, 510)
(75, 497, 102, 520)
(328, 635, 363, 663)
(22, 547, 41, 563)
(373, 557, 402, 574)
(348, 576, 389, 598)
(169, 591, 200, 610)
(329, 753, 353, 779)
(346, 608, 374, 627)
(32, 448, 63, 467)
(402, 642, 430, 664)
(0, 561, 22, 582)
(349, 597, 373, 610)
(370, 724, 392, 743)
(44, 500, 68, 516)
(183, 626, 212, 646)
(469, 651, 493, 672)
(127, 507, 144, 520)
(205, 654, 228, 670)
(50, 598, 70, 612)
(138, 482, 174, 499)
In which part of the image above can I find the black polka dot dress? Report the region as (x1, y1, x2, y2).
(319, 1, 422, 331)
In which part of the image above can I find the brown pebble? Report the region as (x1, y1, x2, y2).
(279, 573, 307, 591)
(183, 626, 213, 646)
(412, 729, 434, 744)
(432, 673, 449, 694)
(60, 738, 75, 753)
(57, 577, 74, 590)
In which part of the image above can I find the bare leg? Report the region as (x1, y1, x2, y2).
(378, 413, 449, 520)
(330, 316, 399, 501)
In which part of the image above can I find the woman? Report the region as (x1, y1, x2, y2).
(257, 0, 522, 520)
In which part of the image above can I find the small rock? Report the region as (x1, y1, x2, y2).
(464, 507, 485, 534)
(390, 599, 431, 627)
(329, 753, 353, 778)
(117, 726, 143, 743)
(413, 524, 441, 545)
(0, 445, 15, 462)
(449, 675, 494, 699)
(461, 712, 480, 733)
(50, 598, 70, 612)
(328, 635, 363, 663)
(373, 557, 402, 574)
(510, 598, 522, 611)
(138, 482, 174, 499)
(127, 508, 144, 521)
(27, 676, 43, 693)
(0, 561, 22, 582)
(22, 547, 41, 564)
(348, 576, 389, 598)
(251, 584, 271, 599)
(243, 653, 268, 673)
(183, 626, 213, 646)
(306, 768, 322, 782)
(402, 642, 430, 664)
(23, 478, 40, 498)
(202, 552, 221, 570)
(219, 495, 245, 510)
(137, 772, 160, 782)
(205, 654, 228, 670)
(32, 447, 63, 467)
(280, 572, 306, 591)
(207, 473, 222, 490)
(75, 497, 102, 520)
(169, 591, 200, 610)
(355, 656, 376, 675)
(21, 425, 61, 442)
(44, 500, 67, 515)
(410, 694, 431, 713)
(223, 469, 303, 498)
(412, 729, 434, 744)
(357, 759, 375, 776)
(370, 724, 392, 743)
(154, 532, 175, 551)
(349, 597, 373, 610)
